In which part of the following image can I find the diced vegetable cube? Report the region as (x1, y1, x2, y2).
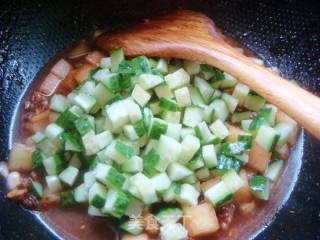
(160, 223, 188, 240)
(174, 87, 191, 107)
(74, 183, 88, 203)
(119, 218, 144, 235)
(110, 48, 124, 72)
(59, 166, 79, 186)
(194, 76, 214, 104)
(183, 107, 203, 128)
(211, 99, 229, 121)
(88, 182, 107, 208)
(129, 173, 158, 204)
(46, 175, 63, 193)
(156, 207, 183, 226)
(102, 189, 130, 218)
(249, 175, 270, 200)
(132, 84, 151, 107)
(175, 183, 199, 206)
(204, 181, 232, 207)
(183, 203, 220, 237)
(137, 73, 163, 90)
(154, 84, 174, 99)
(232, 83, 250, 106)
(150, 172, 171, 192)
(74, 93, 97, 113)
(202, 145, 218, 168)
(95, 163, 125, 190)
(210, 119, 229, 140)
(9, 143, 33, 172)
(157, 135, 182, 171)
(167, 162, 193, 181)
(164, 68, 190, 90)
(122, 156, 143, 173)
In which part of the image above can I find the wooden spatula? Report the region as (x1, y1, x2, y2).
(97, 10, 320, 140)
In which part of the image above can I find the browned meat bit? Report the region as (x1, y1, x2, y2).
(6, 188, 28, 202)
(217, 203, 236, 231)
(22, 194, 39, 209)
(142, 213, 160, 236)
(24, 91, 49, 119)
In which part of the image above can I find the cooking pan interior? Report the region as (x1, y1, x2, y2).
(0, 0, 320, 239)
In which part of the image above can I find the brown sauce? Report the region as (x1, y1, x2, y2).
(12, 30, 303, 240)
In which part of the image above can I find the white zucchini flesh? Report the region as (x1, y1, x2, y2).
(164, 68, 190, 90)
(137, 73, 164, 90)
(59, 166, 79, 186)
(131, 84, 151, 107)
(167, 162, 193, 181)
(156, 135, 182, 171)
(150, 172, 172, 192)
(129, 173, 158, 204)
(45, 175, 62, 193)
(179, 135, 201, 164)
(174, 87, 192, 107)
(175, 183, 200, 206)
(183, 107, 203, 128)
(160, 223, 188, 240)
(202, 144, 218, 168)
(210, 119, 229, 140)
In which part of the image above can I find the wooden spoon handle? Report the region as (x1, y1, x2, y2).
(97, 10, 320, 139)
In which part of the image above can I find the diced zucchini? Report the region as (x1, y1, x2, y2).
(142, 148, 160, 175)
(156, 207, 183, 226)
(74, 93, 97, 113)
(129, 173, 158, 204)
(45, 175, 63, 193)
(210, 119, 229, 140)
(95, 163, 125, 190)
(102, 189, 130, 218)
(174, 87, 191, 107)
(63, 132, 83, 152)
(88, 182, 107, 208)
(32, 132, 47, 144)
(156, 135, 182, 171)
(164, 68, 190, 90)
(50, 95, 69, 113)
(159, 97, 179, 112)
(220, 72, 237, 88)
(96, 131, 113, 150)
(28, 180, 43, 199)
(60, 190, 76, 207)
(202, 144, 218, 168)
(32, 149, 46, 168)
(249, 175, 270, 200)
(110, 48, 124, 72)
(255, 125, 280, 152)
(43, 153, 65, 175)
(137, 73, 163, 90)
(232, 83, 250, 105)
(194, 76, 214, 104)
(175, 183, 199, 206)
(59, 166, 79, 186)
(244, 95, 265, 112)
(74, 183, 88, 203)
(131, 84, 151, 107)
(221, 170, 243, 193)
(155, 59, 168, 74)
(211, 99, 229, 121)
(167, 162, 193, 181)
(106, 100, 130, 130)
(160, 223, 188, 240)
(183, 107, 203, 128)
(187, 153, 205, 170)
(154, 84, 174, 99)
(264, 160, 284, 181)
(241, 119, 252, 131)
(204, 181, 232, 207)
(93, 83, 114, 107)
(195, 121, 219, 145)
(45, 123, 64, 139)
(82, 131, 99, 156)
(188, 87, 204, 107)
(104, 140, 134, 164)
(162, 111, 181, 124)
(221, 93, 239, 113)
(148, 118, 168, 139)
(124, 125, 140, 141)
(165, 123, 182, 140)
(274, 122, 295, 147)
(88, 205, 106, 217)
(150, 172, 171, 192)
(180, 128, 196, 139)
(122, 156, 143, 173)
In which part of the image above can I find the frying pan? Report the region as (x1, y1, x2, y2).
(0, 0, 320, 239)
